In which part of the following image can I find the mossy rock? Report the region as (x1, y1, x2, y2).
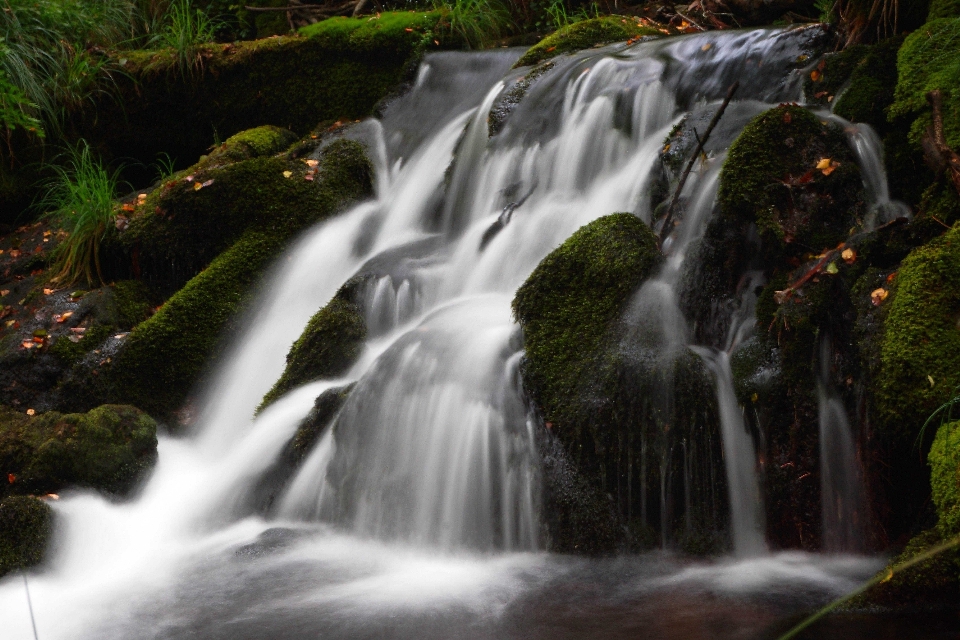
(513, 213, 661, 427)
(197, 125, 298, 169)
(0, 404, 157, 498)
(875, 223, 960, 446)
(718, 104, 864, 268)
(891, 17, 960, 150)
(65, 140, 373, 420)
(832, 36, 904, 129)
(930, 420, 960, 536)
(260, 297, 366, 409)
(299, 11, 445, 51)
(514, 16, 660, 68)
(0, 495, 53, 577)
(120, 136, 371, 297)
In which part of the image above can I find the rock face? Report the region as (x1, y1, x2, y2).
(513, 213, 664, 553)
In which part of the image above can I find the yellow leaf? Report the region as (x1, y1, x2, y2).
(871, 288, 889, 306)
(26, 408, 35, 416)
(283, 170, 293, 178)
(701, 43, 712, 51)
(928, 375, 935, 387)
(825, 261, 838, 274)
(193, 182, 203, 191)
(841, 248, 856, 264)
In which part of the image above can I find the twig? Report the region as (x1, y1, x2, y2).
(22, 571, 38, 640)
(659, 81, 739, 246)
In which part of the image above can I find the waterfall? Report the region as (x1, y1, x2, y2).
(818, 337, 866, 553)
(0, 27, 892, 639)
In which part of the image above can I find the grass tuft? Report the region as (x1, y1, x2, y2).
(37, 139, 124, 286)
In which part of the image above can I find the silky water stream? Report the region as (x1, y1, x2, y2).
(2, 29, 952, 639)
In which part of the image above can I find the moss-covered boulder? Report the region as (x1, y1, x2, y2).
(928, 0, 960, 21)
(514, 16, 660, 68)
(890, 17, 960, 149)
(513, 213, 663, 552)
(0, 496, 53, 577)
(513, 213, 661, 426)
(118, 132, 369, 297)
(0, 404, 157, 498)
(718, 104, 864, 269)
(55, 138, 372, 420)
(260, 297, 366, 409)
(930, 419, 960, 537)
(875, 224, 960, 446)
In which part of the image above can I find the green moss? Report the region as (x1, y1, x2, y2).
(512, 213, 661, 426)
(804, 44, 871, 107)
(876, 223, 960, 445)
(49, 322, 111, 364)
(514, 16, 660, 68)
(890, 18, 960, 149)
(930, 420, 960, 536)
(198, 125, 298, 169)
(299, 11, 444, 49)
(0, 404, 157, 498)
(94, 140, 373, 419)
(0, 496, 52, 577)
(112, 279, 154, 329)
(718, 105, 863, 267)
(260, 297, 366, 409)
(928, 0, 960, 19)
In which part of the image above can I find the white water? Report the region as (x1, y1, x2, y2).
(0, 29, 892, 638)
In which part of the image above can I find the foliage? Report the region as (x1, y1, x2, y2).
(0, 495, 52, 577)
(514, 16, 659, 68)
(37, 139, 124, 286)
(928, 0, 960, 19)
(431, 0, 513, 49)
(157, 0, 217, 77)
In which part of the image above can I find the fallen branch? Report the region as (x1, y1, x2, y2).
(659, 80, 739, 246)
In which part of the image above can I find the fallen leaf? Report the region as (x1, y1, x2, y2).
(6, 320, 17, 328)
(283, 170, 293, 178)
(137, 193, 147, 202)
(9, 249, 20, 258)
(662, 143, 671, 153)
(43, 288, 54, 295)
(783, 111, 792, 124)
(26, 408, 34, 416)
(115, 214, 129, 231)
(871, 288, 888, 306)
(774, 290, 790, 304)
(0, 290, 8, 296)
(816, 158, 832, 170)
(7, 473, 14, 484)
(404, 27, 413, 32)
(304, 174, 314, 181)
(304, 159, 319, 167)
(56, 311, 73, 323)
(816, 157, 840, 176)
(546, 46, 556, 52)
(928, 374, 936, 387)
(886, 272, 897, 283)
(701, 43, 712, 51)
(810, 69, 821, 81)
(825, 261, 839, 274)
(841, 248, 856, 264)
(201, 179, 214, 188)
(184, 175, 195, 182)
(121, 203, 136, 212)
(193, 182, 203, 191)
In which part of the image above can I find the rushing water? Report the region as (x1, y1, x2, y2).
(1, 28, 936, 638)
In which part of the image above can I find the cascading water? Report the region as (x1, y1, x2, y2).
(818, 337, 866, 553)
(1, 28, 899, 639)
